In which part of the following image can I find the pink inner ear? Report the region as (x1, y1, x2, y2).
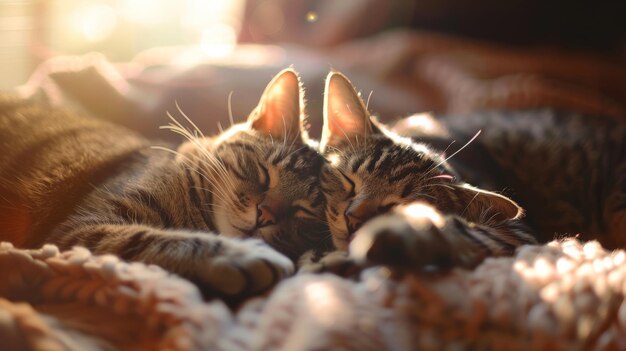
(251, 70, 302, 139)
(329, 112, 359, 135)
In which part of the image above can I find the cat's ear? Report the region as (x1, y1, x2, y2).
(249, 68, 304, 143)
(320, 71, 381, 152)
(452, 183, 523, 222)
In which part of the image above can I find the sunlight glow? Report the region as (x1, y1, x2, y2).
(72, 4, 117, 42)
(405, 113, 437, 131)
(117, 0, 172, 25)
(402, 203, 445, 228)
(200, 24, 237, 58)
(556, 257, 575, 274)
(613, 251, 625, 265)
(393, 112, 449, 138)
(327, 153, 341, 166)
(182, 0, 245, 30)
(583, 241, 603, 258)
(533, 257, 555, 282)
(305, 282, 341, 326)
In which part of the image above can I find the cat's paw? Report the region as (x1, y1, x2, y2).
(298, 250, 362, 277)
(195, 239, 294, 297)
(349, 203, 478, 270)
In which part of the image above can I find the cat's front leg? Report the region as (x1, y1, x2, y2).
(349, 202, 537, 270)
(54, 224, 294, 298)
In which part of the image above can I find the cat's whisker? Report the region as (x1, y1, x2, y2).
(416, 193, 438, 201)
(428, 174, 455, 181)
(282, 146, 307, 162)
(421, 183, 455, 191)
(165, 112, 195, 138)
(174, 132, 237, 198)
(151, 145, 191, 163)
(193, 141, 236, 188)
(204, 151, 238, 194)
(365, 90, 373, 111)
(161, 119, 199, 144)
(287, 133, 301, 152)
(442, 140, 456, 156)
(460, 192, 480, 217)
(280, 115, 302, 153)
(175, 100, 206, 139)
(335, 124, 357, 154)
(176, 154, 234, 206)
(184, 165, 232, 206)
(427, 130, 481, 175)
(192, 163, 235, 206)
(189, 185, 232, 209)
(198, 204, 229, 214)
(227, 91, 235, 127)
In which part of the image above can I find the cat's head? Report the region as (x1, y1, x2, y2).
(319, 71, 523, 250)
(177, 69, 330, 259)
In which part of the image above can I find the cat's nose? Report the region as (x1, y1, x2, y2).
(345, 200, 377, 233)
(257, 194, 286, 227)
(345, 214, 365, 234)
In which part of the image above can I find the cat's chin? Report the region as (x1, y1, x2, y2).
(254, 225, 281, 241)
(331, 235, 350, 251)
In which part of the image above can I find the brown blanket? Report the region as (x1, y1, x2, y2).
(2, 239, 625, 350)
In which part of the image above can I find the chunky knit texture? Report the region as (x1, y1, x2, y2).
(1, 239, 625, 350)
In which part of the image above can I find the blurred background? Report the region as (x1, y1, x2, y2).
(1, 0, 625, 139)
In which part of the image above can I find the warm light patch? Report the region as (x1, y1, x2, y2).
(350, 233, 374, 260)
(613, 251, 625, 265)
(305, 11, 319, 22)
(200, 24, 237, 58)
(305, 282, 340, 326)
(118, 0, 172, 25)
(561, 241, 583, 260)
(583, 241, 603, 258)
(394, 113, 449, 138)
(327, 153, 341, 166)
(406, 113, 436, 131)
(540, 283, 559, 303)
(556, 257, 575, 274)
(401, 203, 445, 228)
(72, 4, 117, 42)
(532, 257, 555, 282)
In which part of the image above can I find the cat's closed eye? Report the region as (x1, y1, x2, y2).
(291, 203, 318, 219)
(337, 171, 356, 199)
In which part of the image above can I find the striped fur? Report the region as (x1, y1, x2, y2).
(317, 71, 625, 271)
(0, 69, 331, 299)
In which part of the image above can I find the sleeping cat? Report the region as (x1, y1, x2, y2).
(0, 69, 330, 299)
(311, 71, 625, 272)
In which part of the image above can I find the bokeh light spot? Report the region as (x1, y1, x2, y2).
(305, 11, 318, 23)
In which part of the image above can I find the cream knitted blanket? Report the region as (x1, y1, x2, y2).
(1, 239, 625, 350)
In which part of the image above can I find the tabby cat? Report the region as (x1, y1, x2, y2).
(313, 71, 625, 271)
(0, 69, 330, 299)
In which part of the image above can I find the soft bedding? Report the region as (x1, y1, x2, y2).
(2, 239, 625, 350)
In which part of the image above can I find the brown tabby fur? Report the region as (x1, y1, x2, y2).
(0, 69, 330, 300)
(313, 71, 625, 271)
